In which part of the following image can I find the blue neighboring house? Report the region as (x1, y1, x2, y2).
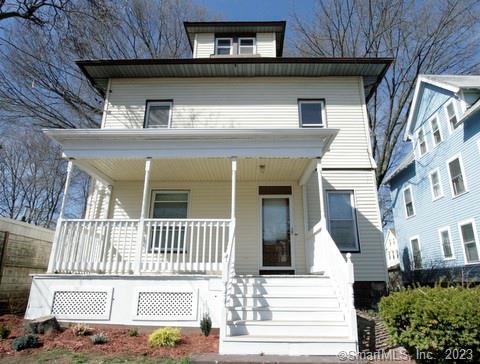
(386, 75, 480, 281)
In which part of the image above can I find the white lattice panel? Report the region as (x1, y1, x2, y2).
(133, 287, 198, 321)
(50, 286, 113, 320)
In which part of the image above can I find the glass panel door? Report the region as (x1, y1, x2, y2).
(261, 197, 292, 267)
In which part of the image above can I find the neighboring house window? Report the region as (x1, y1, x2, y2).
(430, 116, 442, 146)
(148, 191, 189, 253)
(403, 186, 415, 218)
(438, 227, 454, 259)
(215, 38, 232, 55)
(447, 155, 467, 196)
(459, 220, 480, 263)
(416, 128, 427, 156)
(298, 100, 326, 127)
(410, 236, 422, 269)
(326, 190, 359, 252)
(144, 101, 172, 128)
(446, 100, 459, 132)
(429, 169, 443, 200)
(238, 37, 256, 54)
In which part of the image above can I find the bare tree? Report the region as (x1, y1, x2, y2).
(0, 0, 68, 25)
(292, 0, 480, 188)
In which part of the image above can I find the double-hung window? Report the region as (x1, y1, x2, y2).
(144, 101, 172, 128)
(446, 101, 459, 132)
(438, 227, 454, 260)
(430, 116, 442, 146)
(298, 100, 326, 127)
(417, 128, 427, 156)
(238, 37, 256, 55)
(215, 38, 232, 55)
(410, 237, 422, 269)
(447, 155, 467, 197)
(429, 169, 443, 200)
(326, 190, 359, 251)
(459, 220, 480, 263)
(149, 191, 189, 253)
(403, 186, 415, 218)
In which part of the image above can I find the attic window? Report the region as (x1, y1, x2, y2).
(144, 101, 172, 128)
(215, 38, 232, 55)
(239, 37, 256, 55)
(298, 100, 326, 127)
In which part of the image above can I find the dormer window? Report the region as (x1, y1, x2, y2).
(215, 38, 232, 55)
(238, 37, 256, 55)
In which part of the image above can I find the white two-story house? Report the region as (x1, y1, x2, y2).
(25, 21, 391, 355)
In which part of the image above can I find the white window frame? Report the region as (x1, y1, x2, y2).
(416, 127, 428, 157)
(326, 190, 359, 252)
(445, 100, 460, 134)
(238, 37, 256, 55)
(438, 226, 455, 260)
(428, 168, 444, 201)
(215, 37, 233, 55)
(402, 185, 415, 218)
(429, 114, 442, 147)
(298, 100, 327, 128)
(409, 235, 422, 270)
(144, 100, 173, 128)
(446, 153, 468, 198)
(458, 218, 480, 265)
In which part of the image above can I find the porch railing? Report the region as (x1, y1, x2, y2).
(49, 218, 232, 275)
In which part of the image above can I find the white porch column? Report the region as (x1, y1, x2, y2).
(48, 160, 74, 273)
(104, 184, 114, 219)
(316, 158, 326, 227)
(230, 158, 237, 220)
(134, 158, 152, 274)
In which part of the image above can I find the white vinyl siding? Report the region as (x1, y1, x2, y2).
(458, 220, 480, 264)
(194, 33, 215, 58)
(429, 169, 443, 201)
(403, 186, 415, 218)
(438, 227, 454, 260)
(447, 155, 467, 197)
(104, 77, 372, 169)
(256, 32, 276, 57)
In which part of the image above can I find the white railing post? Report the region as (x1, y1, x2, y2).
(315, 158, 326, 228)
(346, 253, 357, 342)
(134, 158, 152, 275)
(48, 160, 73, 273)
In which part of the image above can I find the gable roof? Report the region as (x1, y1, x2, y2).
(184, 21, 286, 57)
(404, 74, 480, 140)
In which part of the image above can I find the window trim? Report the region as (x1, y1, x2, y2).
(429, 114, 442, 147)
(325, 189, 360, 253)
(402, 185, 416, 218)
(215, 37, 233, 55)
(438, 226, 455, 260)
(298, 99, 327, 128)
(238, 37, 256, 55)
(409, 235, 422, 270)
(446, 153, 468, 198)
(457, 218, 480, 265)
(416, 126, 428, 157)
(428, 168, 444, 201)
(143, 100, 173, 128)
(445, 100, 460, 134)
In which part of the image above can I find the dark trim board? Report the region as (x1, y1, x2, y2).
(259, 270, 295, 275)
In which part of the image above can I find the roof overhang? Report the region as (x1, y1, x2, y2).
(184, 21, 286, 57)
(76, 57, 393, 102)
(44, 128, 339, 160)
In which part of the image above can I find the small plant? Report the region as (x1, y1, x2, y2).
(200, 314, 212, 337)
(127, 328, 139, 337)
(148, 327, 181, 347)
(90, 332, 108, 345)
(12, 335, 39, 351)
(71, 323, 93, 336)
(0, 324, 11, 339)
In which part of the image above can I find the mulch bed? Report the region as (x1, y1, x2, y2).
(0, 315, 218, 359)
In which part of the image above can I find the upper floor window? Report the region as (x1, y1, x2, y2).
(438, 227, 454, 260)
(326, 190, 359, 252)
(238, 37, 256, 55)
(298, 100, 326, 128)
(417, 128, 427, 156)
(445, 100, 459, 132)
(410, 236, 422, 269)
(144, 101, 172, 128)
(215, 38, 232, 55)
(447, 155, 467, 197)
(459, 220, 479, 263)
(430, 116, 442, 146)
(429, 169, 443, 201)
(403, 186, 415, 218)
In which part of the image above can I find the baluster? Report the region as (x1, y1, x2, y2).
(106, 221, 115, 274)
(181, 221, 187, 271)
(68, 222, 81, 272)
(154, 221, 161, 272)
(174, 221, 182, 272)
(201, 221, 206, 272)
(189, 221, 194, 272)
(208, 221, 213, 272)
(169, 221, 176, 271)
(162, 221, 170, 271)
(100, 222, 109, 273)
(215, 221, 220, 273)
(222, 221, 226, 259)
(195, 221, 200, 271)
(84, 221, 93, 272)
(56, 221, 68, 272)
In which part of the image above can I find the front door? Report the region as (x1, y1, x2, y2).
(260, 196, 293, 270)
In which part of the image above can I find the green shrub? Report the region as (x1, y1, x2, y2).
(90, 333, 108, 345)
(200, 314, 212, 337)
(379, 286, 480, 362)
(127, 328, 139, 337)
(71, 323, 93, 336)
(0, 324, 10, 339)
(12, 335, 39, 351)
(149, 327, 181, 347)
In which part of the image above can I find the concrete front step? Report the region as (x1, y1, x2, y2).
(232, 276, 329, 286)
(227, 306, 345, 321)
(228, 294, 340, 308)
(232, 284, 335, 296)
(227, 320, 350, 336)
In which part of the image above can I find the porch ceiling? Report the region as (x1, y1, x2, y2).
(78, 157, 311, 182)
